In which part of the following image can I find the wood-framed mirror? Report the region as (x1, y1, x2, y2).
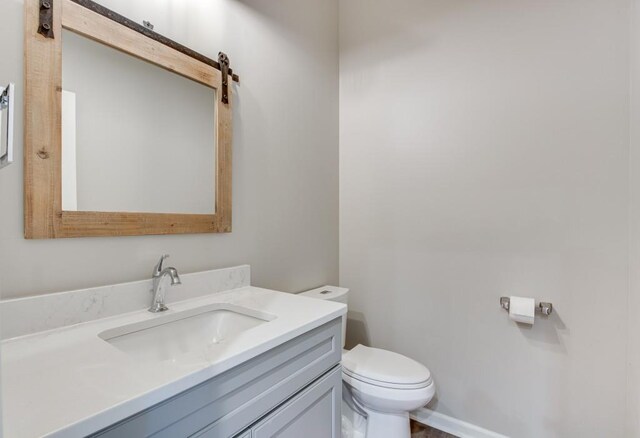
(24, 0, 235, 239)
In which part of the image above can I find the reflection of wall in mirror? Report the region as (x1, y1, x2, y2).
(61, 30, 216, 215)
(62, 90, 78, 211)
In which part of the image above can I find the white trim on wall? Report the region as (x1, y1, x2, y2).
(411, 408, 509, 438)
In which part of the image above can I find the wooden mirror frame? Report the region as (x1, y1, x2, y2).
(24, 0, 232, 239)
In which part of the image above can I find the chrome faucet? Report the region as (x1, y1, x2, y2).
(149, 254, 182, 313)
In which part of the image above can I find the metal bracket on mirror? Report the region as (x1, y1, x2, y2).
(38, 0, 54, 39)
(218, 52, 230, 104)
(0, 83, 15, 170)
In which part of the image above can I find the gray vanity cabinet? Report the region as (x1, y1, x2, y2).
(250, 366, 341, 438)
(91, 318, 342, 438)
(199, 366, 341, 438)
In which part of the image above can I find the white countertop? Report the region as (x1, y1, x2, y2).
(1, 286, 346, 438)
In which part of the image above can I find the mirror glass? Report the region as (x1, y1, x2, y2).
(61, 29, 216, 214)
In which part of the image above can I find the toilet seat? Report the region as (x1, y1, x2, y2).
(342, 369, 436, 412)
(343, 368, 432, 390)
(342, 345, 432, 390)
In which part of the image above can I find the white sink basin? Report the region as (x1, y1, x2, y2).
(99, 303, 276, 362)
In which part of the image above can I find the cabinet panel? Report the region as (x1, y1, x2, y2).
(251, 365, 341, 438)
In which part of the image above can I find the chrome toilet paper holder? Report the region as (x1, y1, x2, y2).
(500, 297, 553, 316)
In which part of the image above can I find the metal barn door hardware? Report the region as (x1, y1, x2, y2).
(219, 52, 230, 104)
(38, 0, 54, 38)
(68, 0, 240, 86)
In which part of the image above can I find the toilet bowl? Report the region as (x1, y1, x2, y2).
(342, 344, 435, 438)
(300, 286, 435, 438)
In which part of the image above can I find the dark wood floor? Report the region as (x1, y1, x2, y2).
(411, 420, 458, 438)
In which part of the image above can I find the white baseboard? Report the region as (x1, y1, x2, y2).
(410, 408, 509, 438)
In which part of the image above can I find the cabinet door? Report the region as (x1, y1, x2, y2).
(234, 432, 250, 438)
(252, 366, 341, 438)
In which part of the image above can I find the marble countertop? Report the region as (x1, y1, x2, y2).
(1, 286, 346, 438)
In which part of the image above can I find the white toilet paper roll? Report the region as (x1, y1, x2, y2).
(509, 296, 535, 325)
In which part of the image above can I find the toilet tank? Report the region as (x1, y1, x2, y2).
(300, 286, 348, 349)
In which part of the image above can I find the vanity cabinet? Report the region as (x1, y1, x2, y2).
(200, 367, 341, 438)
(250, 366, 341, 438)
(90, 318, 342, 438)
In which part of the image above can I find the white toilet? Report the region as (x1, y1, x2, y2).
(301, 286, 436, 438)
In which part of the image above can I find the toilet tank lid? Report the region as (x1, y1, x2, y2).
(299, 285, 349, 304)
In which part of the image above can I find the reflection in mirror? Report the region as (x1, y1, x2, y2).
(61, 29, 216, 214)
(0, 95, 8, 166)
(0, 83, 14, 169)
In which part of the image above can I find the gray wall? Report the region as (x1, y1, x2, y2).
(0, 0, 339, 298)
(630, 1, 640, 436)
(340, 0, 630, 437)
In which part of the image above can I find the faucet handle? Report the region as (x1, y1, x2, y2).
(153, 254, 170, 276)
